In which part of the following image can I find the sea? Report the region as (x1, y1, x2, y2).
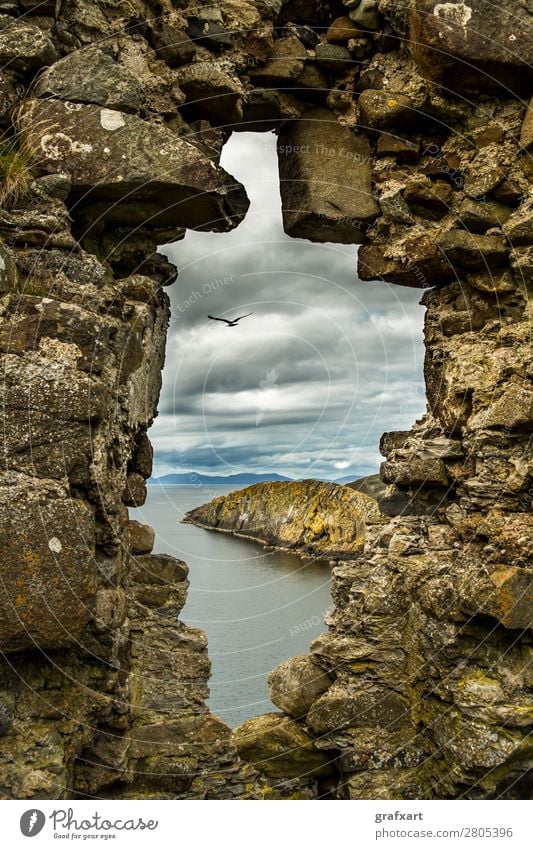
(131, 485, 332, 728)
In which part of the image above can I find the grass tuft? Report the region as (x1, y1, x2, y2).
(0, 131, 34, 208)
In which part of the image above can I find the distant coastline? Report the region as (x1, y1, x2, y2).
(149, 471, 382, 488)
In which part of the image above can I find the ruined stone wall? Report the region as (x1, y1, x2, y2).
(0, 0, 531, 800)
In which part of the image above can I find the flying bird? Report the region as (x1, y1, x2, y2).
(208, 312, 253, 327)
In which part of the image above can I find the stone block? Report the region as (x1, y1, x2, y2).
(409, 0, 533, 95)
(17, 99, 249, 232)
(277, 107, 378, 243)
(232, 713, 332, 779)
(268, 655, 332, 718)
(0, 481, 96, 651)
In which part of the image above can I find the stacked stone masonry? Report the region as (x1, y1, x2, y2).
(0, 0, 530, 799)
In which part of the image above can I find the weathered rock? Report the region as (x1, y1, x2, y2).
(130, 431, 153, 479)
(249, 36, 306, 86)
(307, 684, 411, 734)
(33, 173, 72, 201)
(148, 24, 196, 67)
(409, 0, 533, 95)
(347, 474, 387, 499)
(277, 107, 379, 243)
(35, 46, 145, 112)
(0, 242, 17, 292)
(463, 148, 508, 200)
(466, 566, 533, 630)
(186, 17, 233, 52)
(503, 202, 533, 247)
(510, 246, 533, 285)
(292, 64, 329, 99)
(380, 457, 448, 487)
(0, 305, 107, 479)
(349, 0, 381, 30)
(0, 480, 96, 651)
(326, 16, 361, 43)
(239, 87, 304, 131)
(436, 231, 508, 270)
(232, 713, 332, 779)
(17, 99, 249, 231)
(379, 188, 415, 225)
(468, 378, 533, 431)
(376, 133, 420, 163)
(178, 62, 243, 125)
(404, 176, 453, 220)
(467, 269, 516, 294)
(130, 554, 189, 611)
(314, 42, 354, 72)
(284, 23, 320, 48)
(268, 655, 332, 717)
(122, 473, 147, 507)
(520, 97, 533, 151)
(358, 233, 454, 286)
(0, 20, 56, 75)
(184, 479, 383, 559)
(358, 89, 416, 131)
(131, 553, 189, 585)
(458, 198, 513, 234)
(127, 520, 155, 555)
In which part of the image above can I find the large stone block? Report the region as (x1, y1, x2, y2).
(35, 45, 145, 112)
(436, 231, 508, 270)
(178, 62, 243, 125)
(277, 107, 379, 243)
(248, 36, 306, 86)
(232, 713, 332, 779)
(358, 234, 454, 287)
(0, 320, 107, 483)
(409, 1, 533, 96)
(0, 480, 96, 651)
(17, 99, 249, 232)
(0, 20, 56, 75)
(380, 457, 449, 487)
(268, 655, 332, 718)
(307, 684, 411, 734)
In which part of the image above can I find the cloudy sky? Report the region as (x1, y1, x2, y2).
(152, 132, 426, 481)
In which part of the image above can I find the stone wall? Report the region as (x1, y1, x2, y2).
(0, 0, 531, 799)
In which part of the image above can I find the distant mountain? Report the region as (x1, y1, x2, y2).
(149, 472, 293, 486)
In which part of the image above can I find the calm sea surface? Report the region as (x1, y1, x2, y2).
(131, 485, 332, 727)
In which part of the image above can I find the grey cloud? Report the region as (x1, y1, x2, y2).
(150, 132, 426, 480)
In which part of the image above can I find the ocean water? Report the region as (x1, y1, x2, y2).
(131, 485, 332, 728)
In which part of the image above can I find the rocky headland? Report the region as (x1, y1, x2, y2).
(0, 0, 531, 801)
(183, 479, 385, 559)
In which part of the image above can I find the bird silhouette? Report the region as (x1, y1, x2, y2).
(208, 312, 253, 327)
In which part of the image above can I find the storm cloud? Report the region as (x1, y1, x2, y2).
(151, 132, 426, 480)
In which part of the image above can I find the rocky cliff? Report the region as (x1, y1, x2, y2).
(0, 0, 531, 801)
(183, 480, 385, 559)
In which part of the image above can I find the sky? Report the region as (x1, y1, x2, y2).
(151, 131, 426, 481)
